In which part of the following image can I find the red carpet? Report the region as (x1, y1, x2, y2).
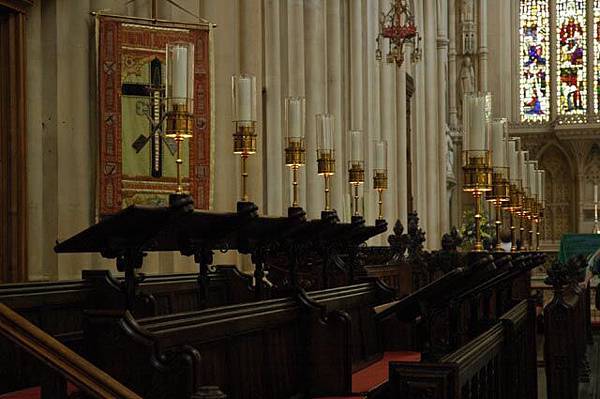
(0, 384, 77, 399)
(351, 351, 421, 394)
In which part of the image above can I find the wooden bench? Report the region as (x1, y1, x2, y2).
(0, 266, 254, 396)
(83, 292, 350, 399)
(82, 279, 419, 398)
(389, 299, 537, 399)
(543, 256, 592, 399)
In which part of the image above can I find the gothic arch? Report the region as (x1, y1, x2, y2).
(538, 144, 575, 242)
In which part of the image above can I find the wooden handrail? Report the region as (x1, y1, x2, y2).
(0, 302, 141, 399)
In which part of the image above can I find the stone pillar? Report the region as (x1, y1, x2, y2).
(397, 62, 408, 228)
(438, 0, 449, 239)
(478, 0, 488, 92)
(413, 0, 428, 237)
(201, 0, 241, 268)
(366, 0, 381, 226)
(424, 0, 440, 249)
(326, 0, 345, 215)
(349, 0, 364, 223)
(304, 0, 327, 219)
(379, 0, 398, 231)
(27, 0, 45, 280)
(239, 0, 264, 210)
(448, 0, 458, 129)
(350, 0, 363, 131)
(287, 0, 306, 209)
(264, 0, 284, 215)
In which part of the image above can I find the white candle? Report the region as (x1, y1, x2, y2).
(527, 162, 536, 197)
(375, 141, 387, 170)
(536, 170, 543, 203)
(350, 131, 362, 161)
(507, 140, 518, 181)
(518, 151, 528, 186)
(286, 98, 303, 138)
(469, 96, 486, 150)
(316, 114, 334, 150)
(237, 76, 252, 121)
(491, 120, 506, 167)
(172, 46, 188, 105)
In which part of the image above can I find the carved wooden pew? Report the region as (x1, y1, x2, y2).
(375, 251, 544, 359)
(543, 255, 592, 399)
(0, 266, 254, 396)
(83, 292, 350, 399)
(388, 299, 537, 399)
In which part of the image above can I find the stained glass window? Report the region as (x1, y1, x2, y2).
(556, 0, 586, 115)
(520, 0, 550, 122)
(595, 0, 600, 112)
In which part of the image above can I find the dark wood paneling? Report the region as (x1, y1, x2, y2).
(0, 5, 27, 283)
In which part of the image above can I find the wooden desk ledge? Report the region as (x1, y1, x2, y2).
(351, 351, 421, 395)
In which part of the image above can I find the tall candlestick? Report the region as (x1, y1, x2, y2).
(350, 131, 362, 161)
(507, 139, 518, 181)
(491, 119, 506, 167)
(595, 184, 598, 204)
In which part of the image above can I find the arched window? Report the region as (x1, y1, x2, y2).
(519, 0, 597, 122)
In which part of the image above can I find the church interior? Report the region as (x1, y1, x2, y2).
(1, 0, 600, 398)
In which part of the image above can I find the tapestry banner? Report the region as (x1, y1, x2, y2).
(96, 14, 212, 217)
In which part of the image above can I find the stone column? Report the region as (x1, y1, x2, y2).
(287, 0, 306, 209)
(304, 0, 327, 219)
(27, 0, 45, 280)
(448, 0, 458, 129)
(366, 0, 381, 226)
(438, 0, 449, 239)
(264, 0, 284, 215)
(349, 0, 364, 223)
(239, 0, 264, 210)
(478, 0, 488, 92)
(397, 62, 408, 227)
(424, 0, 440, 249)
(414, 0, 428, 238)
(201, 0, 241, 268)
(326, 0, 345, 215)
(379, 0, 398, 230)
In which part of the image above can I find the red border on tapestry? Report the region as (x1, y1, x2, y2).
(97, 15, 211, 217)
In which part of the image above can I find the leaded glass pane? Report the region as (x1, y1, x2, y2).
(556, 0, 586, 115)
(520, 0, 550, 122)
(594, 0, 600, 112)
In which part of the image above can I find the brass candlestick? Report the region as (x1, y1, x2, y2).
(165, 103, 194, 194)
(537, 204, 544, 250)
(317, 150, 335, 211)
(502, 181, 523, 252)
(373, 170, 388, 220)
(233, 123, 257, 202)
(486, 167, 510, 251)
(349, 161, 365, 216)
(463, 150, 493, 252)
(518, 192, 531, 251)
(528, 197, 538, 251)
(285, 138, 306, 208)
